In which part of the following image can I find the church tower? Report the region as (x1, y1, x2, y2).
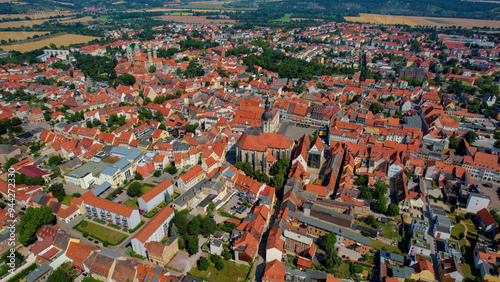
(134, 43, 140, 57)
(261, 99, 273, 133)
(126, 44, 133, 62)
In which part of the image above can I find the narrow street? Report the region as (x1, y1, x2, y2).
(251, 198, 282, 281)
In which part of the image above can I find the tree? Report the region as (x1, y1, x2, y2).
(370, 102, 384, 114)
(373, 181, 388, 198)
(134, 172, 144, 180)
(185, 123, 199, 133)
(158, 123, 167, 130)
(153, 170, 161, 177)
(48, 183, 66, 202)
(364, 215, 378, 228)
(116, 73, 136, 86)
(172, 210, 189, 235)
(48, 155, 62, 166)
(449, 135, 459, 149)
(321, 232, 337, 251)
(324, 249, 341, 268)
(374, 196, 388, 214)
(357, 175, 366, 186)
(359, 186, 373, 201)
(198, 257, 210, 271)
(3, 157, 19, 170)
(272, 174, 285, 190)
(465, 131, 478, 144)
(46, 268, 72, 282)
(149, 65, 156, 74)
(17, 206, 55, 245)
(207, 202, 215, 213)
(127, 182, 143, 197)
(215, 260, 225, 271)
(201, 216, 217, 237)
(351, 263, 364, 274)
(387, 203, 400, 216)
(165, 193, 172, 203)
(1, 251, 24, 266)
(222, 250, 232, 260)
(170, 223, 180, 238)
(185, 235, 199, 255)
(165, 165, 178, 175)
(189, 215, 202, 236)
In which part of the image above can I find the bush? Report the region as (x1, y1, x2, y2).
(215, 261, 224, 271)
(103, 241, 109, 247)
(198, 257, 210, 271)
(222, 250, 232, 260)
(361, 230, 370, 237)
(80, 221, 88, 228)
(153, 170, 161, 177)
(82, 231, 89, 238)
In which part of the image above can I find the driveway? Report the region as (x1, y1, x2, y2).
(338, 246, 362, 262)
(168, 235, 208, 273)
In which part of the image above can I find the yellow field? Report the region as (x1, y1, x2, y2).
(0, 34, 100, 52)
(0, 31, 48, 41)
(344, 14, 418, 26)
(128, 8, 240, 13)
(345, 13, 500, 29)
(0, 16, 94, 28)
(112, 0, 125, 3)
(0, 11, 74, 20)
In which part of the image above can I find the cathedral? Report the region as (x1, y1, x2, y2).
(126, 43, 163, 71)
(236, 102, 293, 174)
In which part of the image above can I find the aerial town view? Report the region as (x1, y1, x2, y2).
(0, 0, 500, 281)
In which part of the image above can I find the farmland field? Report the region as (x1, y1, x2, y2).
(0, 16, 94, 28)
(0, 34, 100, 52)
(345, 13, 500, 29)
(0, 11, 74, 20)
(0, 31, 48, 41)
(158, 15, 236, 24)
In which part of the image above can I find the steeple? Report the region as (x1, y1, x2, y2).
(261, 98, 273, 133)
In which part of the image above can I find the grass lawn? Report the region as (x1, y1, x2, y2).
(338, 261, 351, 275)
(171, 192, 180, 199)
(189, 260, 250, 282)
(61, 194, 73, 205)
(77, 221, 127, 245)
(123, 199, 139, 209)
(273, 13, 292, 22)
(451, 223, 467, 246)
(370, 239, 402, 254)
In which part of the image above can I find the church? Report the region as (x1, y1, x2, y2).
(235, 102, 294, 174)
(126, 43, 163, 71)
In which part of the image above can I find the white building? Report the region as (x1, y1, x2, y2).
(81, 191, 141, 229)
(466, 193, 491, 213)
(130, 206, 174, 257)
(138, 179, 174, 213)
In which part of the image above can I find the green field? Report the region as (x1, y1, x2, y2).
(273, 13, 292, 22)
(76, 220, 128, 245)
(189, 260, 250, 282)
(370, 239, 402, 254)
(451, 223, 466, 246)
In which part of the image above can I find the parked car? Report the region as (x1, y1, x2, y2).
(209, 214, 215, 218)
(118, 201, 123, 204)
(88, 237, 93, 241)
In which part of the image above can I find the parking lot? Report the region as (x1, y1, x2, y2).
(477, 180, 500, 210)
(224, 196, 250, 218)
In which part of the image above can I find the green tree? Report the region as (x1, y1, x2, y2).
(324, 249, 341, 268)
(185, 235, 199, 255)
(46, 268, 72, 282)
(3, 157, 19, 170)
(170, 223, 180, 238)
(172, 210, 189, 235)
(153, 170, 161, 177)
(370, 102, 384, 114)
(201, 216, 217, 237)
(321, 232, 337, 250)
(116, 73, 136, 86)
(272, 174, 285, 190)
(373, 181, 388, 198)
(48, 155, 62, 166)
(1, 251, 24, 266)
(165, 165, 178, 175)
(374, 197, 388, 214)
(198, 257, 210, 271)
(17, 206, 55, 245)
(134, 172, 144, 180)
(158, 123, 167, 130)
(222, 250, 232, 260)
(387, 203, 400, 216)
(127, 182, 143, 197)
(449, 135, 459, 149)
(215, 260, 224, 271)
(207, 202, 215, 213)
(189, 215, 202, 236)
(149, 65, 156, 74)
(359, 186, 373, 201)
(48, 183, 66, 202)
(357, 175, 366, 186)
(185, 123, 199, 133)
(465, 131, 478, 144)
(364, 215, 378, 228)
(351, 263, 364, 274)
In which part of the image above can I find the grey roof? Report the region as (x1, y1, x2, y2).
(211, 238, 223, 247)
(24, 263, 52, 282)
(66, 161, 108, 178)
(405, 115, 422, 129)
(392, 266, 415, 279)
(380, 250, 405, 264)
(288, 210, 370, 246)
(435, 224, 451, 234)
(99, 250, 123, 259)
(92, 182, 112, 196)
(223, 169, 236, 179)
(59, 158, 82, 171)
(0, 144, 19, 154)
(101, 166, 119, 177)
(197, 194, 217, 208)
